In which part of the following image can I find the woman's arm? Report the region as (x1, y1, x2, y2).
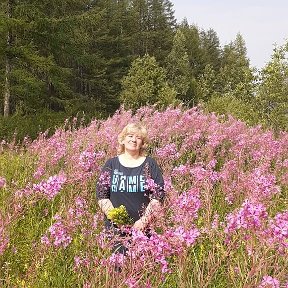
(98, 199, 114, 216)
(133, 199, 162, 230)
(96, 160, 113, 216)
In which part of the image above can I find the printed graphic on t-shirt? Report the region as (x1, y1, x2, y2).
(111, 169, 145, 193)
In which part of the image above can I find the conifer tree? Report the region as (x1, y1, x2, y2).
(199, 28, 221, 72)
(218, 33, 255, 100)
(128, 0, 176, 62)
(165, 29, 190, 101)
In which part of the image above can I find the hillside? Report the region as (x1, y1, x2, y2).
(0, 106, 287, 287)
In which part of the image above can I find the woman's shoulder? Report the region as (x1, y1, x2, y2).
(104, 156, 119, 166)
(145, 156, 158, 166)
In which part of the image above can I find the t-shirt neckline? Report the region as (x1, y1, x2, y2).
(117, 156, 147, 168)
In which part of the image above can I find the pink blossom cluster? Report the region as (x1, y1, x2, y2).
(190, 164, 219, 184)
(144, 178, 158, 193)
(155, 143, 179, 160)
(172, 164, 190, 176)
(74, 255, 90, 271)
(2, 106, 288, 286)
(111, 226, 200, 274)
(258, 275, 280, 288)
(41, 214, 72, 248)
(68, 197, 89, 226)
(245, 168, 280, 200)
(165, 226, 200, 247)
(33, 173, 67, 200)
(172, 188, 201, 224)
(79, 150, 105, 172)
(224, 199, 268, 235)
(264, 211, 288, 252)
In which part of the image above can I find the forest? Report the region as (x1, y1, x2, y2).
(0, 0, 287, 140)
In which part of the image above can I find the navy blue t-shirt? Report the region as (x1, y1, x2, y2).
(96, 156, 164, 222)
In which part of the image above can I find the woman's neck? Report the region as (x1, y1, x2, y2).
(118, 153, 146, 167)
(123, 151, 140, 160)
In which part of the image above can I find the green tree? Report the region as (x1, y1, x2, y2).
(178, 21, 203, 77)
(218, 33, 255, 100)
(165, 29, 190, 101)
(0, 0, 90, 115)
(128, 0, 176, 62)
(196, 64, 218, 103)
(256, 44, 288, 131)
(199, 28, 221, 72)
(120, 54, 176, 110)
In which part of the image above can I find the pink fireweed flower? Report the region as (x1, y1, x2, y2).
(79, 150, 105, 172)
(0, 236, 9, 256)
(33, 173, 67, 200)
(33, 167, 45, 179)
(264, 211, 288, 251)
(258, 275, 280, 288)
(42, 215, 72, 249)
(68, 197, 88, 226)
(40, 235, 50, 246)
(156, 143, 179, 160)
(108, 252, 125, 267)
(125, 277, 138, 288)
(165, 226, 200, 247)
(144, 178, 158, 193)
(0, 177, 6, 188)
(127, 229, 174, 273)
(172, 164, 190, 176)
(190, 164, 219, 184)
(172, 188, 201, 223)
(211, 214, 220, 230)
(246, 168, 280, 200)
(97, 170, 110, 188)
(225, 199, 268, 235)
(0, 220, 9, 256)
(74, 255, 90, 270)
(96, 170, 111, 199)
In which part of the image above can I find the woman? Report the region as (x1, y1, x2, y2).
(96, 123, 165, 232)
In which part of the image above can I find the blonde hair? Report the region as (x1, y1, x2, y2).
(117, 123, 149, 155)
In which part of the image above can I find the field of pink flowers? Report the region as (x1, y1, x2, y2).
(0, 106, 287, 288)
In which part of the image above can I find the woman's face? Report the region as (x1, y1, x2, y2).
(122, 131, 143, 153)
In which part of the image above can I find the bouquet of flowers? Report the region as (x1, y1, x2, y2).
(107, 205, 133, 226)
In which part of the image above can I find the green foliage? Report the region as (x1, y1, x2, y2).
(165, 29, 190, 100)
(0, 110, 69, 141)
(218, 33, 256, 100)
(120, 54, 177, 110)
(195, 64, 218, 103)
(199, 28, 221, 72)
(255, 44, 288, 132)
(1, 0, 287, 136)
(204, 94, 260, 126)
(128, 0, 176, 63)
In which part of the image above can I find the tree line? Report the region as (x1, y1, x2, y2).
(0, 0, 287, 140)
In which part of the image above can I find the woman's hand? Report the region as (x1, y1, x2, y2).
(133, 218, 146, 231)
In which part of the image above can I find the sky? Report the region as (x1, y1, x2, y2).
(171, 0, 288, 69)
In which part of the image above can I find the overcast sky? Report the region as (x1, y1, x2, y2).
(172, 0, 288, 69)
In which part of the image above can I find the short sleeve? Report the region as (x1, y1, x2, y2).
(96, 159, 112, 200)
(147, 157, 165, 202)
